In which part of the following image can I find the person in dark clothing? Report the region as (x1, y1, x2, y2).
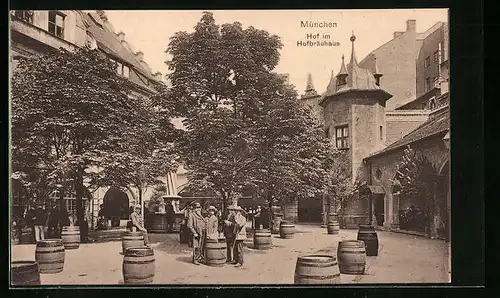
(47, 205, 61, 238)
(254, 206, 262, 229)
(166, 202, 175, 233)
(260, 207, 270, 229)
(33, 205, 48, 242)
(25, 206, 36, 243)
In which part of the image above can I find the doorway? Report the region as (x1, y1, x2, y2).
(373, 194, 385, 227)
(298, 196, 323, 223)
(102, 188, 129, 227)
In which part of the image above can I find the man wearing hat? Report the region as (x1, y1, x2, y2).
(206, 206, 219, 240)
(223, 205, 236, 263)
(225, 206, 247, 267)
(130, 204, 148, 245)
(186, 202, 206, 265)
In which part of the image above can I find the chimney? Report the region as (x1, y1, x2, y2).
(406, 20, 416, 32)
(117, 31, 125, 42)
(393, 31, 404, 38)
(135, 51, 144, 61)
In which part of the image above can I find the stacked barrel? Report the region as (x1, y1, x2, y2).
(326, 213, 340, 235)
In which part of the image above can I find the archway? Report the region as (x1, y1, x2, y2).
(102, 188, 129, 227)
(360, 185, 385, 227)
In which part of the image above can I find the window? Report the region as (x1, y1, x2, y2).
(424, 56, 430, 68)
(14, 10, 34, 23)
(433, 51, 439, 63)
(379, 125, 383, 141)
(123, 65, 130, 78)
(48, 11, 65, 38)
(429, 98, 437, 110)
(113, 60, 131, 79)
(335, 125, 349, 149)
(425, 77, 432, 92)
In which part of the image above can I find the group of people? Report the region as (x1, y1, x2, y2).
(21, 203, 84, 243)
(185, 202, 247, 267)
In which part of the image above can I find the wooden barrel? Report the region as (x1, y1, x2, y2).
(35, 239, 65, 274)
(327, 220, 340, 234)
(328, 213, 338, 223)
(337, 240, 366, 275)
(150, 213, 168, 233)
(253, 229, 272, 250)
(272, 213, 283, 234)
(246, 227, 254, 239)
(11, 261, 41, 285)
(294, 255, 341, 284)
(19, 227, 33, 244)
(279, 222, 295, 239)
(61, 226, 80, 249)
(205, 239, 227, 267)
(122, 231, 145, 254)
(357, 225, 379, 256)
(123, 247, 155, 284)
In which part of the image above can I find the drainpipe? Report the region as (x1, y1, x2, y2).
(366, 160, 373, 226)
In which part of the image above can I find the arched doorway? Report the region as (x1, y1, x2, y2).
(102, 188, 129, 227)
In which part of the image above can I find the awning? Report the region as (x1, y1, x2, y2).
(360, 185, 386, 195)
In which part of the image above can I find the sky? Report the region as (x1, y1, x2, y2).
(105, 9, 448, 95)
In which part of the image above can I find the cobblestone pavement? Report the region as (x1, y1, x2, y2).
(10, 224, 450, 285)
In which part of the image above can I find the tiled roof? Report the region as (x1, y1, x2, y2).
(365, 105, 449, 160)
(82, 12, 156, 82)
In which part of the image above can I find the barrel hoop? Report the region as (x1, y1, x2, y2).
(297, 262, 337, 268)
(36, 249, 65, 254)
(338, 250, 366, 254)
(124, 273, 155, 279)
(296, 273, 341, 280)
(37, 259, 65, 264)
(36, 242, 63, 247)
(124, 259, 155, 264)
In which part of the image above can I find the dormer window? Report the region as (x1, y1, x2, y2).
(48, 11, 65, 38)
(111, 59, 130, 79)
(429, 97, 437, 110)
(13, 10, 34, 23)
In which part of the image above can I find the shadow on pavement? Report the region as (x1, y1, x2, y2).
(175, 255, 193, 264)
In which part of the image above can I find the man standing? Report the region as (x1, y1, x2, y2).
(47, 205, 60, 238)
(33, 205, 48, 242)
(205, 206, 219, 240)
(226, 206, 247, 267)
(254, 206, 262, 229)
(130, 204, 148, 245)
(223, 206, 236, 263)
(186, 202, 206, 265)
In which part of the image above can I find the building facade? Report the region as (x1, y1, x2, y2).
(9, 10, 183, 229)
(296, 22, 450, 237)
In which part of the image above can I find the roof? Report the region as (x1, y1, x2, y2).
(365, 105, 449, 160)
(360, 185, 385, 195)
(82, 12, 157, 82)
(320, 34, 392, 105)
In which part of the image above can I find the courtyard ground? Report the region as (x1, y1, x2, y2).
(10, 224, 450, 285)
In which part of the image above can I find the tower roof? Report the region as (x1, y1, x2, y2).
(320, 32, 392, 105)
(337, 54, 348, 76)
(302, 73, 318, 98)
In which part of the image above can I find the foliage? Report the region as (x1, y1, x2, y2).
(160, 12, 334, 207)
(325, 150, 357, 214)
(11, 47, 149, 238)
(394, 145, 440, 231)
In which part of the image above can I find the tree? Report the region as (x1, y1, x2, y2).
(395, 145, 440, 236)
(162, 12, 334, 212)
(90, 94, 180, 210)
(163, 12, 283, 207)
(325, 151, 357, 216)
(11, 48, 148, 240)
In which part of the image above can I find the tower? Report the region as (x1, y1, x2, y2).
(301, 73, 323, 124)
(319, 33, 393, 182)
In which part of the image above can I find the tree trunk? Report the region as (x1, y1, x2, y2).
(138, 187, 144, 220)
(74, 169, 87, 242)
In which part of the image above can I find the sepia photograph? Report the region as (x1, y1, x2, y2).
(9, 9, 451, 286)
